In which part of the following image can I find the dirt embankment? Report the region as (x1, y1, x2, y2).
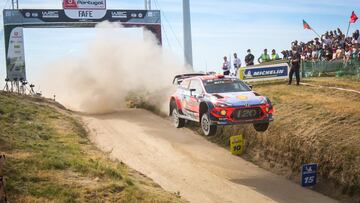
(192, 78, 360, 203)
(0, 92, 185, 202)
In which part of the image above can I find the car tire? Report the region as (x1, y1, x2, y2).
(253, 123, 269, 132)
(201, 113, 217, 136)
(172, 106, 185, 128)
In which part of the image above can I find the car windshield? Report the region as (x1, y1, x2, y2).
(204, 79, 251, 93)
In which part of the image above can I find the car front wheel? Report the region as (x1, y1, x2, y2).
(172, 108, 185, 128)
(253, 123, 269, 132)
(201, 113, 217, 136)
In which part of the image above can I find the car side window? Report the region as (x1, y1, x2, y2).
(180, 80, 190, 89)
(189, 79, 204, 96)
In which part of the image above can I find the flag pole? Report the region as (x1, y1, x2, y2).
(311, 28, 321, 38)
(346, 22, 351, 37)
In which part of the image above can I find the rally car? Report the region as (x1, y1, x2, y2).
(169, 73, 273, 136)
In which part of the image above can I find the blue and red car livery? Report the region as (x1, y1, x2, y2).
(169, 73, 273, 136)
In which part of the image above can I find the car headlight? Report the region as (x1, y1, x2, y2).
(220, 110, 227, 116)
(215, 102, 231, 107)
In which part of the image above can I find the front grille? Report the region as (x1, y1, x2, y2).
(231, 108, 263, 120)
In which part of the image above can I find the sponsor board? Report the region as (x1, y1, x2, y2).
(63, 0, 107, 19)
(63, 0, 106, 10)
(239, 63, 289, 81)
(7, 9, 160, 24)
(7, 27, 26, 81)
(301, 163, 318, 187)
(230, 135, 244, 155)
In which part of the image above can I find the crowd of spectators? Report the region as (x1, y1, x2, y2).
(282, 28, 360, 62)
(221, 28, 360, 74)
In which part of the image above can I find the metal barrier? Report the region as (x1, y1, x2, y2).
(302, 60, 360, 77)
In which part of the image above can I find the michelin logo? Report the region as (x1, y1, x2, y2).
(252, 69, 284, 76)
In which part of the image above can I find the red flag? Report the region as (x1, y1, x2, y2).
(350, 11, 358, 24)
(303, 20, 311, 30)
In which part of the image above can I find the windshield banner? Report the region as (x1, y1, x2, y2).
(239, 63, 289, 81)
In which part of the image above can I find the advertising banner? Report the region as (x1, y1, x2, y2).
(4, 9, 161, 24)
(239, 63, 289, 82)
(6, 27, 26, 81)
(63, 0, 107, 19)
(3, 9, 162, 82)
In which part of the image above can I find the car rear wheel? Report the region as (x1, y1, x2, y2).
(253, 123, 269, 132)
(201, 113, 217, 136)
(172, 108, 185, 128)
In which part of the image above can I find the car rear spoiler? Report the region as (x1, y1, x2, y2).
(172, 73, 208, 84)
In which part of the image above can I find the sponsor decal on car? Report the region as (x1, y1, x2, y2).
(236, 95, 248, 100)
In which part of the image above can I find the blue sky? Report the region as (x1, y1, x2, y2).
(0, 0, 359, 84)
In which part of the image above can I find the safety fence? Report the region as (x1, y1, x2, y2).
(302, 60, 360, 77)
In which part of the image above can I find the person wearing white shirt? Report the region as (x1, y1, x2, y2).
(222, 56, 230, 75)
(233, 53, 242, 76)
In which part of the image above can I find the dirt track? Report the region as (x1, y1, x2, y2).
(82, 109, 337, 203)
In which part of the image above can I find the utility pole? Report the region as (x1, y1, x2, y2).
(11, 0, 19, 9)
(183, 0, 193, 69)
(144, 0, 151, 10)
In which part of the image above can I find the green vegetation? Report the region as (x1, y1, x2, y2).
(0, 92, 185, 203)
(195, 77, 360, 202)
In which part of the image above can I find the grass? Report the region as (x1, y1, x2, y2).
(199, 77, 360, 202)
(0, 92, 185, 203)
(302, 76, 360, 92)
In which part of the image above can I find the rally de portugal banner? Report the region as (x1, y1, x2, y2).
(63, 0, 107, 19)
(239, 63, 289, 81)
(6, 27, 26, 81)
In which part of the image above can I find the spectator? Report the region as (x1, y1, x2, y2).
(288, 47, 301, 86)
(271, 49, 280, 60)
(325, 45, 333, 61)
(258, 49, 270, 63)
(352, 45, 358, 59)
(245, 49, 254, 66)
(322, 34, 332, 46)
(222, 56, 230, 75)
(334, 45, 345, 60)
(233, 53, 241, 76)
(344, 46, 352, 63)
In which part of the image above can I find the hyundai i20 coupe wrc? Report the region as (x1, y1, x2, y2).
(169, 73, 274, 136)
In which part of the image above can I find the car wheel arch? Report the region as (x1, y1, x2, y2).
(170, 97, 181, 115)
(199, 102, 210, 122)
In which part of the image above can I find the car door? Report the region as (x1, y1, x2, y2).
(186, 79, 204, 120)
(178, 79, 191, 117)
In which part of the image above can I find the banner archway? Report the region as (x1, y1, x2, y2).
(3, 9, 162, 81)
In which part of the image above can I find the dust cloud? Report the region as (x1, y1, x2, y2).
(40, 21, 187, 114)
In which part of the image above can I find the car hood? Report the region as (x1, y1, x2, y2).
(210, 91, 265, 107)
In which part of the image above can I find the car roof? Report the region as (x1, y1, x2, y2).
(198, 75, 239, 81)
(179, 74, 240, 85)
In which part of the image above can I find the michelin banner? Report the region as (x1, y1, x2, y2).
(239, 63, 289, 81)
(6, 27, 26, 81)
